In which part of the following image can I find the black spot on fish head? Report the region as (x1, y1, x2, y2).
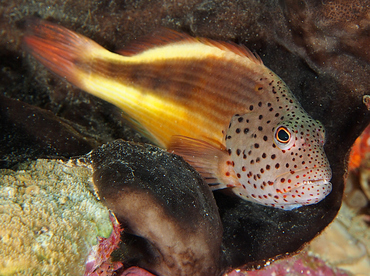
(226, 112, 286, 202)
(266, 109, 332, 207)
(226, 108, 331, 208)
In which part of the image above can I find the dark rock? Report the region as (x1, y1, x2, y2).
(0, 95, 95, 168)
(84, 140, 223, 276)
(216, 185, 341, 269)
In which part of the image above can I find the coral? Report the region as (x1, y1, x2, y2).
(84, 213, 123, 276)
(119, 267, 155, 276)
(0, 159, 114, 275)
(224, 252, 349, 276)
(348, 123, 370, 204)
(308, 203, 370, 275)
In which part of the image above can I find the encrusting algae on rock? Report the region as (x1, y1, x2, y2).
(24, 18, 332, 210)
(0, 159, 121, 275)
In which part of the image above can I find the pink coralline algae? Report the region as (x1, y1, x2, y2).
(102, 251, 351, 276)
(119, 267, 157, 276)
(225, 252, 349, 276)
(105, 251, 352, 276)
(84, 213, 123, 276)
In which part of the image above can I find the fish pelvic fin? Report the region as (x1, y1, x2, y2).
(23, 18, 108, 89)
(169, 135, 240, 190)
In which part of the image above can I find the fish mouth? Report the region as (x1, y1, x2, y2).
(283, 178, 331, 193)
(302, 178, 331, 186)
(300, 178, 332, 192)
(274, 166, 332, 193)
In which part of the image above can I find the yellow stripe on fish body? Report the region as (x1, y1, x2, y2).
(79, 73, 192, 146)
(70, 36, 265, 147)
(24, 19, 332, 210)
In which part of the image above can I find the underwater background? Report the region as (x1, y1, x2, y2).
(1, 0, 370, 275)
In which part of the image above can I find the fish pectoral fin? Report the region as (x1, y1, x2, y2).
(168, 135, 239, 190)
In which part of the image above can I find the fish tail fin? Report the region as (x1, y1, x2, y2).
(23, 18, 106, 89)
(169, 135, 240, 190)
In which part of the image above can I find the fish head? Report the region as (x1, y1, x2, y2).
(225, 108, 332, 210)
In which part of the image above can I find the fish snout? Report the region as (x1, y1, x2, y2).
(273, 166, 332, 205)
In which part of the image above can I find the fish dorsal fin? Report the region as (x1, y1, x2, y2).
(116, 29, 263, 65)
(198, 38, 263, 65)
(168, 135, 240, 190)
(116, 28, 197, 56)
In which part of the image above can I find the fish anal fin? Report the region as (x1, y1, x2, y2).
(168, 135, 240, 190)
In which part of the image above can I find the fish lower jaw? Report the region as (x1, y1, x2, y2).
(273, 177, 331, 193)
(302, 178, 330, 185)
(301, 179, 332, 190)
(287, 178, 332, 196)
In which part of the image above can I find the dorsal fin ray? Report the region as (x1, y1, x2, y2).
(198, 38, 263, 65)
(116, 29, 263, 65)
(116, 28, 197, 56)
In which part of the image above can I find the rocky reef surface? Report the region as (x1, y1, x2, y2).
(0, 159, 118, 275)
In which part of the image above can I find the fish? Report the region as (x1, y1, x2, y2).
(23, 18, 332, 210)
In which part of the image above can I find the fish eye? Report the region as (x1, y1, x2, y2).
(275, 126, 291, 144)
(274, 125, 294, 150)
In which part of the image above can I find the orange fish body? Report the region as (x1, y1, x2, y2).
(24, 19, 332, 210)
(24, 20, 263, 148)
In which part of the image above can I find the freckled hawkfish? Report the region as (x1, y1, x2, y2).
(24, 19, 332, 210)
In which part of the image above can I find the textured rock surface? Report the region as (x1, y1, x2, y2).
(224, 201, 370, 276)
(308, 203, 370, 275)
(225, 252, 350, 276)
(0, 159, 113, 275)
